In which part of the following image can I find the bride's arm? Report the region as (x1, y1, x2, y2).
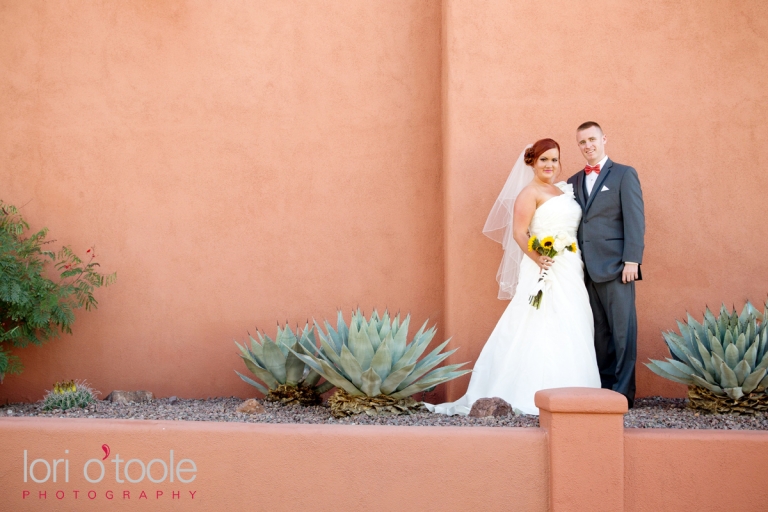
(512, 188, 552, 270)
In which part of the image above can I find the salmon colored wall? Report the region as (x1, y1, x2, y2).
(0, 418, 549, 511)
(3, 1, 768, 402)
(442, 0, 768, 400)
(0, 1, 445, 401)
(4, 390, 768, 512)
(536, 388, 627, 511)
(624, 429, 768, 511)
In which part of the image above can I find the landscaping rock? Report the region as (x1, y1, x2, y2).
(236, 399, 266, 415)
(168, 396, 179, 405)
(3, 397, 766, 430)
(469, 397, 513, 418)
(105, 390, 154, 404)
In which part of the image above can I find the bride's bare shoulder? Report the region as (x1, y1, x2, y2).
(513, 183, 540, 212)
(516, 183, 540, 202)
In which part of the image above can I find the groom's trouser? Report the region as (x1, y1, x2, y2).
(585, 272, 637, 408)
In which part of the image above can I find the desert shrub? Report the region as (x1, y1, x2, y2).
(0, 201, 116, 381)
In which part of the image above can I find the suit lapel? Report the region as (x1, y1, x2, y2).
(585, 158, 613, 213)
(575, 171, 586, 210)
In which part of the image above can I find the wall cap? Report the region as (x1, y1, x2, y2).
(534, 387, 628, 414)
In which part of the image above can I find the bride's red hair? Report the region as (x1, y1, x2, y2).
(524, 138, 560, 166)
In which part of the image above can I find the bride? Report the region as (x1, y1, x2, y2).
(427, 138, 600, 416)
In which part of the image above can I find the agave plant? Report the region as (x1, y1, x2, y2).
(646, 301, 768, 413)
(235, 323, 334, 406)
(291, 309, 470, 417)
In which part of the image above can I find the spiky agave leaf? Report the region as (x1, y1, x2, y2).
(234, 322, 333, 400)
(390, 364, 470, 399)
(645, 359, 694, 385)
(290, 309, 470, 414)
(650, 300, 768, 413)
(742, 368, 767, 394)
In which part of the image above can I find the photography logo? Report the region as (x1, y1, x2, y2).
(21, 443, 199, 502)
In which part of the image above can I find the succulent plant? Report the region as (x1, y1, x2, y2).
(41, 380, 98, 411)
(646, 301, 768, 413)
(235, 323, 334, 406)
(291, 309, 470, 417)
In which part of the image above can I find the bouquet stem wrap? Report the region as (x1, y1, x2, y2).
(527, 234, 577, 309)
(529, 268, 553, 309)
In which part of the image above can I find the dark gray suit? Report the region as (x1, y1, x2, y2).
(567, 159, 645, 407)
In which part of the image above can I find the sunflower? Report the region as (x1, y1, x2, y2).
(568, 242, 577, 252)
(541, 236, 555, 249)
(527, 236, 536, 252)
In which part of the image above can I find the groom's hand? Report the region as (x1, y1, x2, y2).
(622, 263, 639, 283)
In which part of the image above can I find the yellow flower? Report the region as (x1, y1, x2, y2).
(541, 236, 555, 250)
(527, 236, 536, 252)
(569, 242, 577, 252)
(53, 380, 76, 394)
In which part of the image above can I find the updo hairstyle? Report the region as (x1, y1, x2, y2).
(524, 138, 561, 166)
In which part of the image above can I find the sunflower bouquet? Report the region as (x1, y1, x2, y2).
(527, 233, 577, 309)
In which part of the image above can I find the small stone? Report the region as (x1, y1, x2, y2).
(237, 399, 266, 415)
(6, 409, 13, 416)
(168, 396, 178, 405)
(105, 391, 154, 405)
(469, 397, 513, 418)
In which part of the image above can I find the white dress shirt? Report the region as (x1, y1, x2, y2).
(585, 154, 609, 195)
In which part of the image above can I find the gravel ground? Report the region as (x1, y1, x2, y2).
(624, 397, 768, 430)
(2, 396, 768, 430)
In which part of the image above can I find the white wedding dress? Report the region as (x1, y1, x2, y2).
(427, 182, 600, 416)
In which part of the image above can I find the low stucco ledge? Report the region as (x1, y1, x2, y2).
(534, 387, 628, 414)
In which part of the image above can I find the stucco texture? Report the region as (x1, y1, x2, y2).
(441, 0, 768, 400)
(0, 1, 444, 401)
(624, 429, 768, 511)
(2, 1, 768, 402)
(0, 418, 548, 511)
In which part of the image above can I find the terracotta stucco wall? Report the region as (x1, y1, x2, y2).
(442, 0, 768, 400)
(3, 389, 768, 511)
(0, 1, 444, 401)
(0, 419, 549, 511)
(2, 1, 768, 402)
(624, 429, 768, 511)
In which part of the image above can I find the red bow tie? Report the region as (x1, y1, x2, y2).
(585, 164, 601, 175)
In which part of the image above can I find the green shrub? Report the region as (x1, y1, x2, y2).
(0, 201, 116, 381)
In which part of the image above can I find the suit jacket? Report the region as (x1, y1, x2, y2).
(566, 158, 645, 283)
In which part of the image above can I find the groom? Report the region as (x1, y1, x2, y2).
(567, 122, 645, 408)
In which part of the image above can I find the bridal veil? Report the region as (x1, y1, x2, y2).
(483, 145, 534, 299)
